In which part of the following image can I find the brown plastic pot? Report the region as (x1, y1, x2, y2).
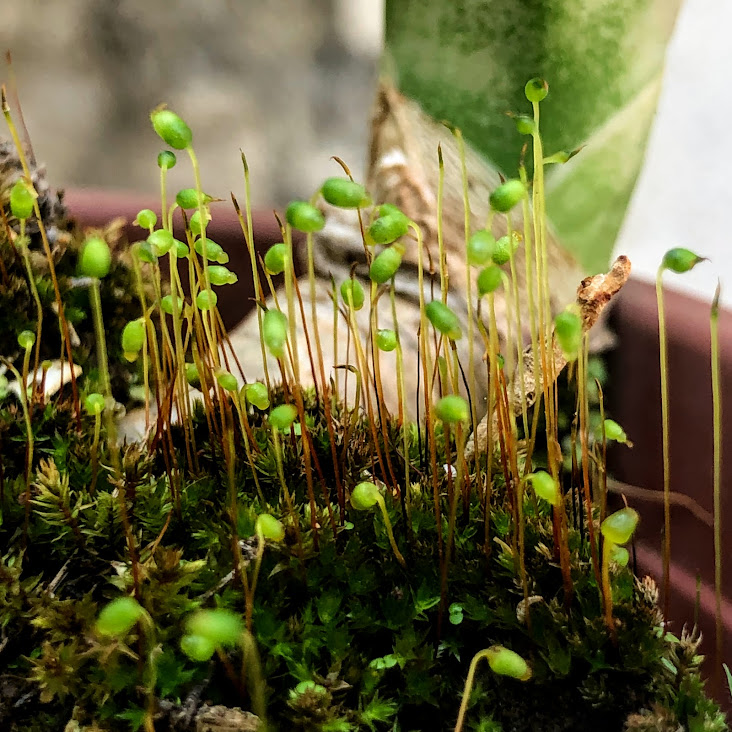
(67, 189, 731, 704)
(608, 278, 732, 703)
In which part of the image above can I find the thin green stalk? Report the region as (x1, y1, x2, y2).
(18, 224, 42, 384)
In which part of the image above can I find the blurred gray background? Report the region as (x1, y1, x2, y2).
(1, 0, 730, 305)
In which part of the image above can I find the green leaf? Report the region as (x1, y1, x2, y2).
(384, 0, 682, 271)
(116, 706, 147, 732)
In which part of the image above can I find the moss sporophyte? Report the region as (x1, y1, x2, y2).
(0, 79, 727, 732)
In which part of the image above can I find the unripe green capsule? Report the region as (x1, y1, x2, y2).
(490, 179, 526, 213)
(134, 240, 157, 264)
(84, 392, 106, 415)
(79, 236, 112, 279)
(610, 544, 630, 567)
(196, 289, 217, 310)
(148, 229, 174, 256)
(194, 237, 228, 264)
(467, 229, 496, 266)
(262, 309, 288, 357)
(525, 77, 549, 103)
(189, 210, 206, 237)
(286, 201, 325, 233)
(340, 279, 365, 310)
(321, 177, 370, 208)
(661, 247, 706, 274)
(425, 301, 462, 340)
(601, 507, 639, 545)
(486, 645, 532, 680)
(376, 329, 398, 352)
(477, 265, 503, 295)
(351, 481, 380, 510)
(378, 203, 408, 221)
(492, 233, 520, 265)
(135, 209, 157, 229)
(180, 634, 216, 662)
(96, 597, 144, 637)
(17, 330, 35, 350)
(269, 403, 297, 431)
(601, 418, 628, 444)
(514, 115, 535, 135)
(245, 382, 270, 410)
(176, 188, 212, 210)
(264, 243, 288, 275)
(554, 309, 582, 361)
(150, 108, 193, 150)
(185, 362, 200, 388)
(370, 246, 402, 284)
(435, 394, 469, 424)
(527, 471, 560, 506)
(10, 179, 35, 220)
(186, 609, 243, 647)
(175, 239, 189, 258)
(121, 318, 146, 361)
(208, 265, 238, 286)
(256, 513, 285, 542)
(216, 370, 238, 392)
(157, 150, 177, 170)
(369, 214, 409, 245)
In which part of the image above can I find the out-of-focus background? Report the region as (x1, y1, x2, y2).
(1, 0, 730, 305)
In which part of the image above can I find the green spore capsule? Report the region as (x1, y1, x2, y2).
(370, 246, 402, 284)
(378, 203, 408, 221)
(150, 108, 193, 150)
(185, 362, 200, 388)
(134, 240, 157, 264)
(351, 481, 380, 510)
(602, 418, 628, 444)
(286, 201, 325, 233)
(525, 77, 549, 103)
(84, 392, 105, 415)
(262, 309, 288, 357)
(96, 597, 144, 637)
(245, 382, 270, 410)
(492, 233, 520, 266)
(376, 329, 398, 352)
(269, 403, 297, 431)
(340, 279, 365, 310)
(121, 319, 146, 361)
(134, 209, 157, 229)
(369, 214, 409, 245)
(194, 237, 229, 264)
(486, 645, 532, 680)
(161, 293, 183, 315)
(176, 188, 212, 210)
(514, 115, 535, 135)
(189, 210, 204, 236)
(489, 179, 526, 213)
(467, 229, 496, 266)
(321, 177, 370, 208)
(180, 634, 216, 662)
(554, 309, 582, 361)
(175, 239, 189, 258)
(196, 289, 217, 311)
(10, 179, 35, 220)
(216, 370, 238, 392)
(256, 513, 285, 542)
(148, 229, 174, 256)
(610, 544, 630, 567)
(425, 301, 462, 340)
(157, 150, 176, 170)
(264, 243, 288, 275)
(79, 236, 112, 279)
(601, 507, 640, 545)
(208, 265, 238, 286)
(186, 609, 243, 648)
(661, 247, 706, 274)
(17, 330, 35, 350)
(435, 394, 469, 424)
(527, 471, 560, 506)
(477, 265, 503, 295)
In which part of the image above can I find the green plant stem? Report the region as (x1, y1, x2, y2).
(656, 267, 671, 619)
(454, 648, 493, 732)
(89, 412, 101, 494)
(18, 224, 42, 384)
(601, 539, 616, 635)
(374, 494, 406, 568)
(271, 428, 305, 561)
(711, 283, 723, 686)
